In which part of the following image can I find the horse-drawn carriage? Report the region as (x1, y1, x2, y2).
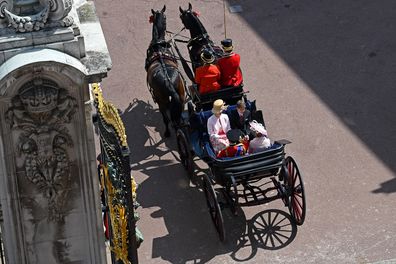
(176, 94, 306, 241)
(146, 4, 306, 242)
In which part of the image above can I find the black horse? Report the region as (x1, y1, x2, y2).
(179, 3, 223, 71)
(146, 6, 186, 137)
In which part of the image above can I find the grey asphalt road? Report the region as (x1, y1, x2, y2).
(93, 0, 396, 263)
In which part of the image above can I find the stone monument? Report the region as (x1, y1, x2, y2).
(0, 0, 111, 263)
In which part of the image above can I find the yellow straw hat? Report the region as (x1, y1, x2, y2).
(212, 99, 228, 114)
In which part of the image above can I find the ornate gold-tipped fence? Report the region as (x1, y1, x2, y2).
(92, 83, 142, 264)
(0, 204, 5, 264)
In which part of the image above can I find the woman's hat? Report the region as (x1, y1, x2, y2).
(221, 38, 233, 52)
(249, 120, 267, 136)
(201, 49, 215, 64)
(212, 99, 227, 114)
(227, 129, 243, 144)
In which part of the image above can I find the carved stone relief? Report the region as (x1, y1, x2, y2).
(0, 0, 13, 19)
(6, 78, 77, 221)
(4, 5, 49, 32)
(1, 0, 73, 32)
(5, 78, 78, 262)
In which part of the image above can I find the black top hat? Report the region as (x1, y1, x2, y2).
(201, 49, 215, 63)
(227, 129, 244, 144)
(221, 39, 233, 51)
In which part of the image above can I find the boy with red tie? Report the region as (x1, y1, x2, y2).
(217, 129, 249, 158)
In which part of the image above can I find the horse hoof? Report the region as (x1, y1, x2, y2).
(164, 131, 171, 138)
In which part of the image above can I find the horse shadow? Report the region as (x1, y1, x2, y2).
(120, 98, 180, 169)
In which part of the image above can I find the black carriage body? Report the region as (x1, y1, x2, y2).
(191, 85, 246, 111)
(207, 143, 285, 186)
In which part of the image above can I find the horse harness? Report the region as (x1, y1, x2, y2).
(146, 50, 181, 104)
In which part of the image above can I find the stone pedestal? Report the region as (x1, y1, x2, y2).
(0, 1, 111, 263)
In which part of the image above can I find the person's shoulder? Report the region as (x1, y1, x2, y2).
(210, 63, 220, 69)
(229, 108, 237, 116)
(232, 53, 241, 61)
(195, 65, 204, 73)
(207, 114, 215, 122)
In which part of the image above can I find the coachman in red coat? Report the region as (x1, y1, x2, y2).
(217, 39, 243, 87)
(195, 49, 222, 94)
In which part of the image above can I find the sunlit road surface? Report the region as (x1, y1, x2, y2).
(94, 1, 396, 263)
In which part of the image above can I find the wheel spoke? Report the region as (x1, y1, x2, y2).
(272, 232, 284, 244)
(291, 163, 297, 186)
(294, 192, 303, 198)
(273, 231, 289, 240)
(259, 214, 269, 227)
(269, 234, 275, 248)
(255, 220, 267, 229)
(277, 228, 293, 232)
(263, 232, 270, 245)
(273, 215, 286, 227)
(270, 212, 279, 226)
(293, 199, 302, 220)
(293, 195, 303, 210)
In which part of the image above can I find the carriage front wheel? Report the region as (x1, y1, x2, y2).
(176, 129, 194, 178)
(285, 156, 306, 225)
(202, 173, 225, 242)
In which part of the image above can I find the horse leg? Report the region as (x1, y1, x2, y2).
(160, 109, 171, 137)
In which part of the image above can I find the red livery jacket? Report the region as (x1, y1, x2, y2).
(195, 64, 221, 94)
(217, 140, 249, 158)
(217, 53, 243, 87)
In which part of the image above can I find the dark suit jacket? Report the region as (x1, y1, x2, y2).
(229, 109, 252, 133)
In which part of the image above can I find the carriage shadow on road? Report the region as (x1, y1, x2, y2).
(229, 209, 297, 262)
(137, 161, 297, 263)
(122, 99, 298, 263)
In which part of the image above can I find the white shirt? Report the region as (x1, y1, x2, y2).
(207, 113, 231, 137)
(249, 136, 271, 153)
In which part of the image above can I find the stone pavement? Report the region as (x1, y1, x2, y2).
(94, 0, 396, 263)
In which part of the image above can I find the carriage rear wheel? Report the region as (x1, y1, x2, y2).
(285, 156, 306, 225)
(176, 129, 194, 178)
(202, 173, 225, 242)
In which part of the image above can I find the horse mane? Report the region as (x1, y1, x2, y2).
(191, 12, 208, 36)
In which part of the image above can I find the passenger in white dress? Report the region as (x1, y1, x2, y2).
(248, 120, 271, 154)
(207, 99, 231, 153)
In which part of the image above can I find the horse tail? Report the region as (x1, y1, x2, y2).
(168, 79, 183, 127)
